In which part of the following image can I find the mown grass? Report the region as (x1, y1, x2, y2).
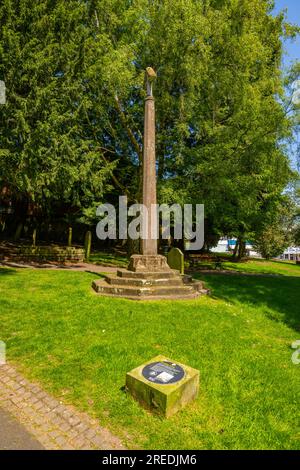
(89, 251, 128, 268)
(89, 251, 300, 278)
(191, 258, 300, 277)
(0, 265, 299, 449)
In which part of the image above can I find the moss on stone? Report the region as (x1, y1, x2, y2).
(126, 355, 199, 417)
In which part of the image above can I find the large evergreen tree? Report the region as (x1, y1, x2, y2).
(0, 0, 298, 245)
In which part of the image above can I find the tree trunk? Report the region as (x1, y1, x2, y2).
(232, 240, 238, 260)
(237, 237, 246, 260)
(14, 222, 23, 241)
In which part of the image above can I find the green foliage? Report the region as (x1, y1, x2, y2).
(0, 0, 298, 241)
(0, 0, 115, 215)
(253, 196, 294, 259)
(294, 223, 300, 246)
(253, 225, 290, 259)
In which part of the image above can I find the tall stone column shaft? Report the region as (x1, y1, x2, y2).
(142, 95, 157, 255)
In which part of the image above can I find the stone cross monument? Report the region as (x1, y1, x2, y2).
(142, 67, 158, 256)
(92, 68, 207, 299)
(127, 67, 169, 272)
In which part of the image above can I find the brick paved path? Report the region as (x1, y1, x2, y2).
(0, 364, 125, 450)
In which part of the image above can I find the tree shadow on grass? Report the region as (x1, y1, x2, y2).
(86, 271, 106, 278)
(242, 259, 297, 267)
(201, 274, 300, 333)
(0, 267, 17, 276)
(270, 260, 299, 268)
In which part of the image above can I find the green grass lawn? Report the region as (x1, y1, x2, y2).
(191, 258, 300, 277)
(89, 251, 128, 268)
(88, 251, 300, 279)
(0, 264, 299, 449)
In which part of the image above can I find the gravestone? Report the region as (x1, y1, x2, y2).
(68, 227, 72, 247)
(84, 231, 92, 261)
(126, 355, 199, 417)
(32, 228, 37, 247)
(167, 248, 184, 274)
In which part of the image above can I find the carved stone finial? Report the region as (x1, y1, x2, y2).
(145, 67, 157, 97)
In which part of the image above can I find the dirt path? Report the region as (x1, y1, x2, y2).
(1, 260, 291, 279)
(0, 260, 118, 274)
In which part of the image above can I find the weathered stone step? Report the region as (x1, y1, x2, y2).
(92, 280, 197, 298)
(117, 269, 180, 279)
(92, 281, 201, 300)
(105, 275, 186, 287)
(189, 280, 204, 292)
(95, 291, 201, 301)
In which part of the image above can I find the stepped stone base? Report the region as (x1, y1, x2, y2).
(92, 254, 208, 300)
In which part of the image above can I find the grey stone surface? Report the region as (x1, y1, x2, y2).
(0, 407, 44, 450)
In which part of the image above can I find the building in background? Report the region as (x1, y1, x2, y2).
(278, 247, 300, 261)
(211, 238, 260, 257)
(211, 238, 300, 261)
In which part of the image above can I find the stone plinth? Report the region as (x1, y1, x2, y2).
(126, 355, 199, 417)
(128, 254, 170, 272)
